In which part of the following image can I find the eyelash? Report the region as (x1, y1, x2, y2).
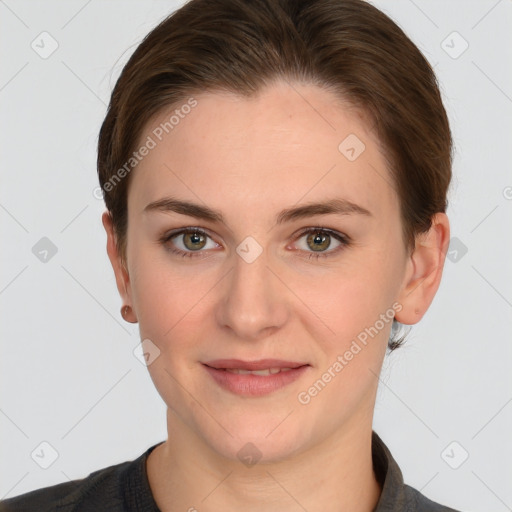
(159, 226, 351, 261)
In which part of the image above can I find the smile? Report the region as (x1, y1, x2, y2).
(202, 363, 310, 396)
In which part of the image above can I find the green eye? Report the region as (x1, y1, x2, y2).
(160, 227, 216, 258)
(306, 231, 332, 251)
(293, 228, 350, 260)
(159, 226, 350, 260)
(181, 231, 208, 251)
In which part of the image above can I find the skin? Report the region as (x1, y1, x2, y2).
(103, 80, 450, 512)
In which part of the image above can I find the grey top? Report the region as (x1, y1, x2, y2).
(0, 431, 463, 511)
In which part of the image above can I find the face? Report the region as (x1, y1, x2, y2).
(104, 80, 429, 463)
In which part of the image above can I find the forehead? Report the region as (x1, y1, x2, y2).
(128, 81, 396, 221)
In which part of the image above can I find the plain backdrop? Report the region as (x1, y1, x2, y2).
(1, 1, 511, 510)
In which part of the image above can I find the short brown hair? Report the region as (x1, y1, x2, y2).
(97, 0, 452, 350)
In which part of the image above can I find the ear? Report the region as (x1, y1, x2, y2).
(395, 213, 450, 325)
(102, 211, 136, 322)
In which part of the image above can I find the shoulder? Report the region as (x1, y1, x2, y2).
(403, 484, 464, 512)
(372, 431, 464, 512)
(0, 445, 157, 512)
(0, 460, 129, 512)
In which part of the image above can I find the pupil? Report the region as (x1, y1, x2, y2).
(186, 232, 205, 250)
(308, 232, 329, 251)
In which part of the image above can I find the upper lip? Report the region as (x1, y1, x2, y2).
(203, 359, 309, 370)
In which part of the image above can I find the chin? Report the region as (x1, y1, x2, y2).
(204, 421, 308, 466)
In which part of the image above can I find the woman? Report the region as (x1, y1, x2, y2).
(0, 0, 463, 510)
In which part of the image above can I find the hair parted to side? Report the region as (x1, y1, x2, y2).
(97, 0, 452, 351)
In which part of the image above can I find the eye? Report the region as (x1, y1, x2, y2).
(159, 226, 350, 260)
(159, 227, 219, 258)
(292, 227, 350, 260)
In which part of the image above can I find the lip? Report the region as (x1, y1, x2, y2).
(203, 359, 308, 371)
(202, 360, 310, 397)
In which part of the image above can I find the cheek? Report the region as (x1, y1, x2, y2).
(129, 245, 220, 350)
(292, 251, 397, 341)
(130, 257, 211, 407)
(129, 247, 181, 336)
(290, 257, 394, 425)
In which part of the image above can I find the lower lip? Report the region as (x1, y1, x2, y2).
(202, 364, 310, 396)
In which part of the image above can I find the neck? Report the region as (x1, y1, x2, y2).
(147, 408, 382, 512)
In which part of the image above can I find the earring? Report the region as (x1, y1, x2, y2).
(121, 305, 131, 319)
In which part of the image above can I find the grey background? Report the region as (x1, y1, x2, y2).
(1, 1, 511, 510)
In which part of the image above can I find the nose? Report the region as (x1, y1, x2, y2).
(215, 244, 290, 342)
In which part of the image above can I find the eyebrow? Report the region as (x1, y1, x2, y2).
(143, 196, 372, 225)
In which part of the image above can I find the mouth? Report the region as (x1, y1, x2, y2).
(201, 359, 311, 396)
(216, 367, 296, 375)
(202, 358, 309, 372)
